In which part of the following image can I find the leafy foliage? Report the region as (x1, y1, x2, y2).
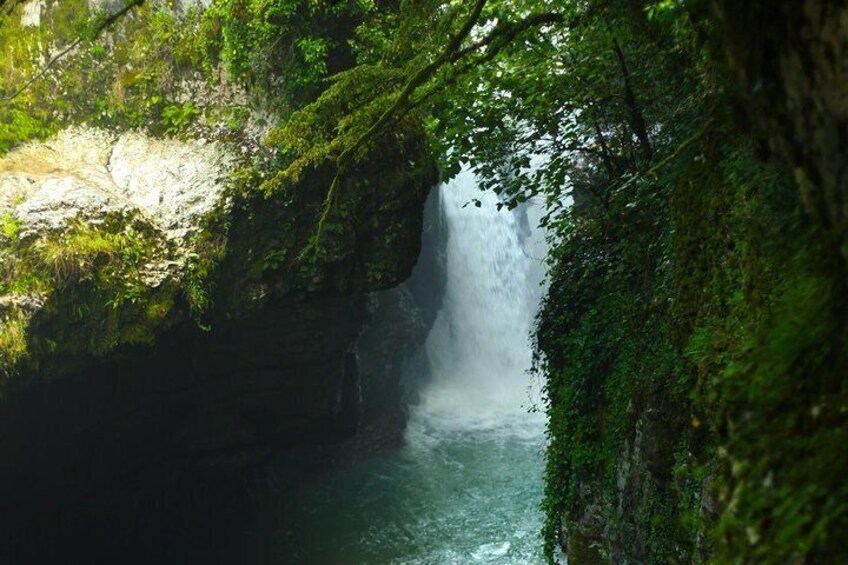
(160, 101, 201, 134)
(0, 214, 178, 376)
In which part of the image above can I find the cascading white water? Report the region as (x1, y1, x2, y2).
(419, 169, 548, 420)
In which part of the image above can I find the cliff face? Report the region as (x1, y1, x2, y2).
(712, 0, 848, 262)
(0, 120, 436, 374)
(0, 0, 440, 558)
(357, 188, 448, 442)
(540, 2, 848, 563)
(0, 125, 437, 559)
(0, 127, 235, 375)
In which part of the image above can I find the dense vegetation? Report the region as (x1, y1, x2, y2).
(2, 0, 847, 562)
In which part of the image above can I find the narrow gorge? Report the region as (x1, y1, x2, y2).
(2, 1, 848, 564)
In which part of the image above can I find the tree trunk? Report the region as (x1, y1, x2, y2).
(612, 38, 653, 164)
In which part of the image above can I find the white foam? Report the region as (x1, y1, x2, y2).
(472, 541, 512, 560)
(415, 169, 548, 427)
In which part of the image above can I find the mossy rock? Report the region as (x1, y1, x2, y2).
(0, 127, 236, 378)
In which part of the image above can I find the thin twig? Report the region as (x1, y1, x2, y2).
(1, 0, 145, 104)
(2, 38, 83, 103)
(643, 117, 714, 179)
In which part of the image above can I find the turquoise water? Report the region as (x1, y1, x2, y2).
(270, 406, 546, 564)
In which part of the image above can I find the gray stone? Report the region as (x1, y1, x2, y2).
(1, 127, 234, 248)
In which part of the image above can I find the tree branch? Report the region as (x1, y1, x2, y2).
(343, 0, 609, 167)
(336, 0, 488, 171)
(311, 0, 489, 240)
(612, 37, 652, 162)
(404, 12, 566, 114)
(643, 117, 713, 179)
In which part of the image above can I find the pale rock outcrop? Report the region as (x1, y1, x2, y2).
(1, 127, 234, 247)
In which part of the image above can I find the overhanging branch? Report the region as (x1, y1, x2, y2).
(311, 0, 490, 239)
(308, 1, 608, 249)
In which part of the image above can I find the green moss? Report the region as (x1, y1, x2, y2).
(145, 294, 174, 322)
(0, 0, 244, 154)
(0, 214, 181, 375)
(705, 257, 848, 561)
(0, 307, 29, 376)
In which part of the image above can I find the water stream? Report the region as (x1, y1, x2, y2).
(264, 172, 549, 564)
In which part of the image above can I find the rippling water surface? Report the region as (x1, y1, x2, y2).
(271, 407, 546, 564)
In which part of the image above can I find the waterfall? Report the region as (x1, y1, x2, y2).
(264, 171, 551, 564)
(417, 169, 548, 422)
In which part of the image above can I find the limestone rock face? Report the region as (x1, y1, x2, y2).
(109, 132, 235, 241)
(1, 129, 118, 233)
(2, 127, 234, 246)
